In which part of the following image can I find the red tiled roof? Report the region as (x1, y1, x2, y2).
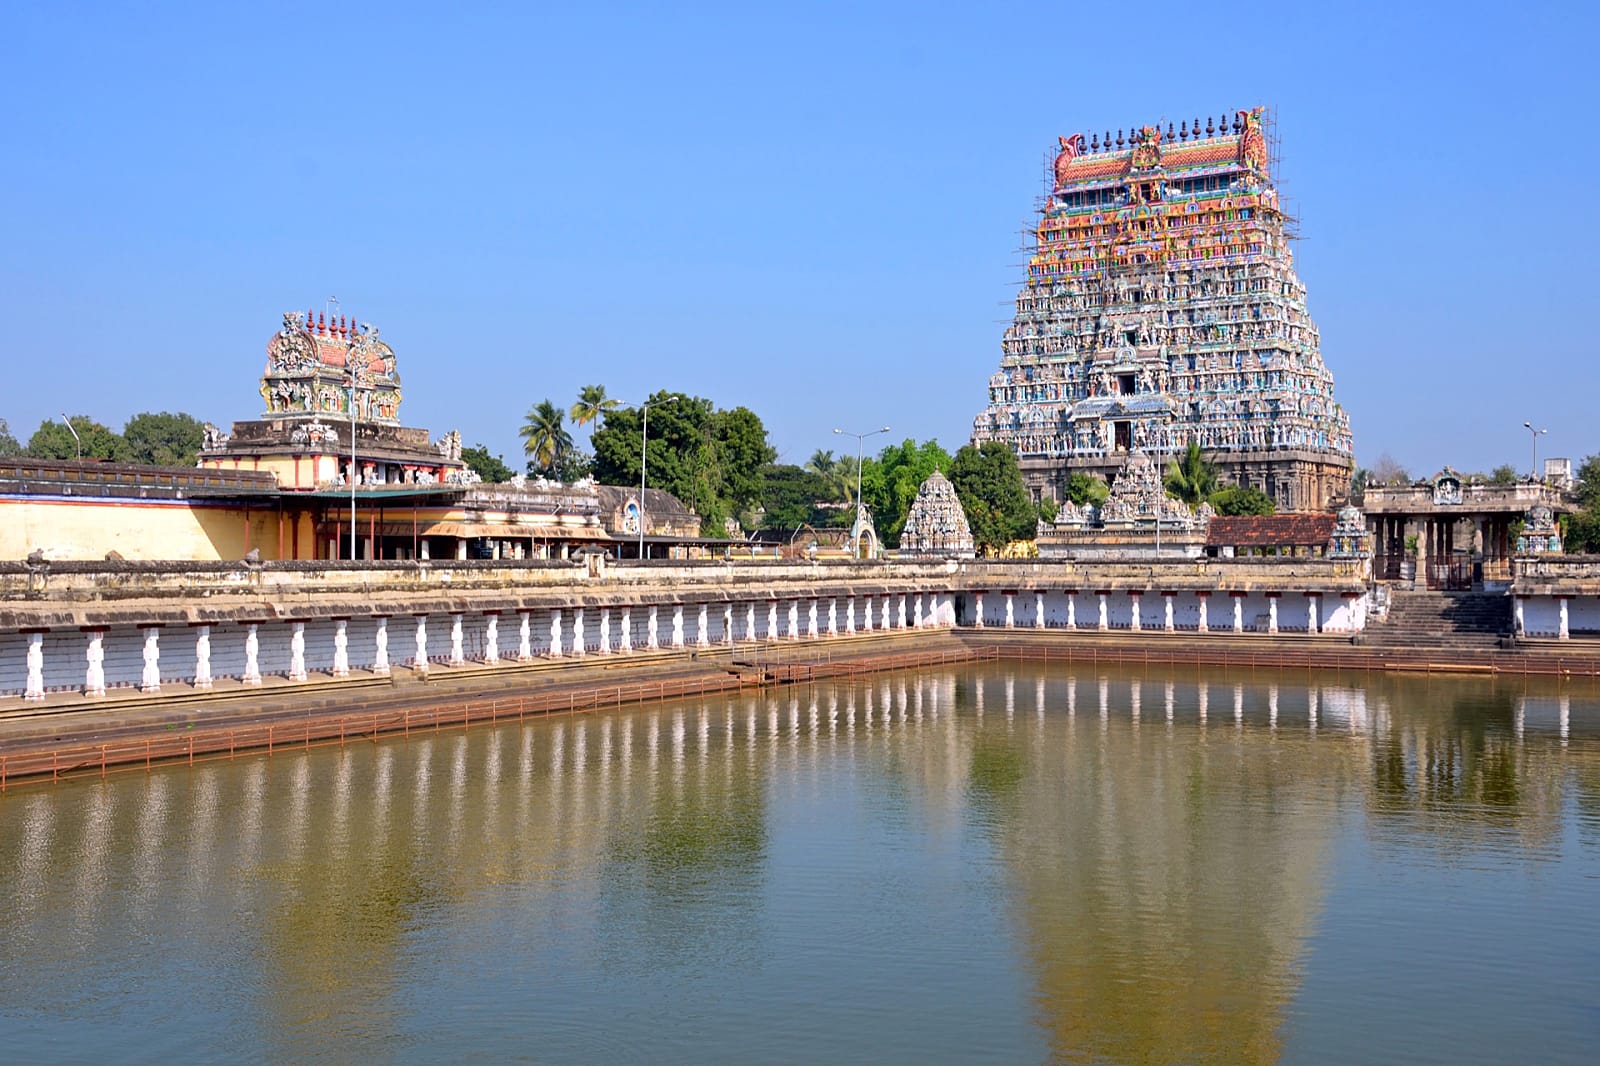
(1206, 513, 1335, 548)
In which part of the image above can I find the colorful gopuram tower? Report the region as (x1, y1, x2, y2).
(971, 109, 1353, 512)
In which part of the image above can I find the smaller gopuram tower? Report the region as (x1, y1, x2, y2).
(200, 310, 467, 490)
(971, 109, 1354, 511)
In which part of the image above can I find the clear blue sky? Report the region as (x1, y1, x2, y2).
(2, 1, 1594, 479)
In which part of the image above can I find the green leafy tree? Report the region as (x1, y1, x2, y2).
(1208, 485, 1277, 516)
(0, 418, 21, 457)
(121, 411, 205, 466)
(804, 449, 852, 503)
(519, 400, 574, 476)
(1064, 471, 1109, 507)
(757, 464, 833, 529)
(590, 391, 776, 535)
(569, 384, 619, 430)
(859, 438, 954, 545)
(1564, 454, 1600, 553)
(1038, 496, 1060, 523)
(948, 442, 1037, 553)
(1164, 442, 1218, 506)
(461, 444, 515, 483)
(27, 415, 124, 461)
(1489, 464, 1518, 485)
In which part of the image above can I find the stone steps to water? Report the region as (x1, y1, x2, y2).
(1364, 590, 1511, 651)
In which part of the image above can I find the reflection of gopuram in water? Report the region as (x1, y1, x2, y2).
(0, 667, 1593, 1059)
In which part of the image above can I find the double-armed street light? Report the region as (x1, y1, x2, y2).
(834, 425, 890, 558)
(1523, 421, 1548, 481)
(628, 394, 679, 560)
(347, 353, 372, 561)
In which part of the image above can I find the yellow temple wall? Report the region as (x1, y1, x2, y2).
(0, 497, 296, 562)
(201, 453, 337, 490)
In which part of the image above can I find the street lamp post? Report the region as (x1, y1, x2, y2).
(58, 413, 81, 460)
(833, 425, 890, 558)
(630, 395, 679, 560)
(1523, 421, 1548, 481)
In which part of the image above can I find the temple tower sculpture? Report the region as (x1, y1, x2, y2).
(971, 109, 1354, 511)
(899, 471, 975, 558)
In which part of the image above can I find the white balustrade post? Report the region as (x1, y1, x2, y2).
(880, 597, 890, 631)
(1005, 593, 1015, 628)
(1197, 594, 1209, 633)
(1514, 596, 1525, 638)
(140, 625, 163, 692)
(1164, 593, 1175, 631)
(828, 599, 838, 636)
(484, 613, 500, 662)
(598, 609, 610, 655)
(24, 631, 44, 701)
(973, 593, 984, 629)
(517, 611, 532, 660)
(1129, 594, 1141, 632)
(846, 597, 857, 635)
(647, 605, 659, 649)
(1267, 596, 1279, 634)
(697, 603, 710, 648)
(1097, 593, 1108, 631)
(1066, 592, 1077, 630)
(788, 600, 800, 640)
(1035, 592, 1046, 629)
(913, 594, 924, 629)
(863, 595, 875, 632)
(746, 602, 758, 642)
(1559, 597, 1570, 640)
(671, 604, 684, 648)
(287, 621, 307, 681)
(193, 625, 212, 690)
(414, 615, 430, 671)
(450, 612, 466, 664)
(243, 623, 261, 685)
(573, 608, 586, 657)
(85, 628, 107, 697)
(332, 619, 350, 677)
(620, 607, 633, 653)
(724, 604, 734, 645)
(767, 600, 779, 641)
(549, 609, 564, 658)
(1233, 595, 1244, 633)
(374, 617, 391, 675)
(1306, 594, 1319, 635)
(808, 600, 819, 639)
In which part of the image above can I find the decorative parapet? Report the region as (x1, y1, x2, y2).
(1511, 554, 1600, 596)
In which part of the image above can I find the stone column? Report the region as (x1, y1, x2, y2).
(746, 602, 758, 642)
(808, 600, 819, 639)
(1004, 593, 1016, 628)
(193, 625, 212, 690)
(597, 608, 610, 655)
(828, 599, 839, 636)
(282, 621, 307, 682)
(374, 617, 391, 675)
(1128, 593, 1141, 632)
(1559, 597, 1570, 640)
(913, 594, 924, 629)
(620, 608, 633, 653)
(768, 600, 779, 641)
(880, 597, 891, 631)
(138, 625, 163, 692)
(486, 612, 501, 662)
(973, 593, 984, 629)
(243, 623, 261, 685)
(1266, 594, 1279, 634)
(450, 613, 466, 665)
(414, 615, 430, 671)
(572, 608, 587, 657)
(724, 604, 734, 645)
(333, 619, 350, 677)
(23, 631, 44, 701)
(1035, 592, 1046, 629)
(647, 605, 659, 650)
(1164, 592, 1175, 631)
(697, 603, 710, 648)
(861, 595, 874, 632)
(517, 611, 532, 660)
(1197, 592, 1209, 633)
(898, 595, 908, 629)
(1305, 593, 1319, 635)
(788, 600, 800, 640)
(85, 628, 107, 697)
(671, 605, 685, 648)
(846, 597, 856, 635)
(1066, 591, 1077, 630)
(549, 609, 563, 659)
(1232, 594, 1244, 633)
(1096, 592, 1108, 631)
(1514, 596, 1525, 638)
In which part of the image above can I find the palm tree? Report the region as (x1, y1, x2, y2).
(1164, 441, 1218, 506)
(805, 449, 852, 503)
(569, 384, 619, 429)
(520, 400, 573, 474)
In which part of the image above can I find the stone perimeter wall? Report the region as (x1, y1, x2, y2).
(0, 557, 1370, 704)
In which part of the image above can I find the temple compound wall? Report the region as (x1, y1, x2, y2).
(971, 109, 1353, 511)
(0, 556, 1370, 704)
